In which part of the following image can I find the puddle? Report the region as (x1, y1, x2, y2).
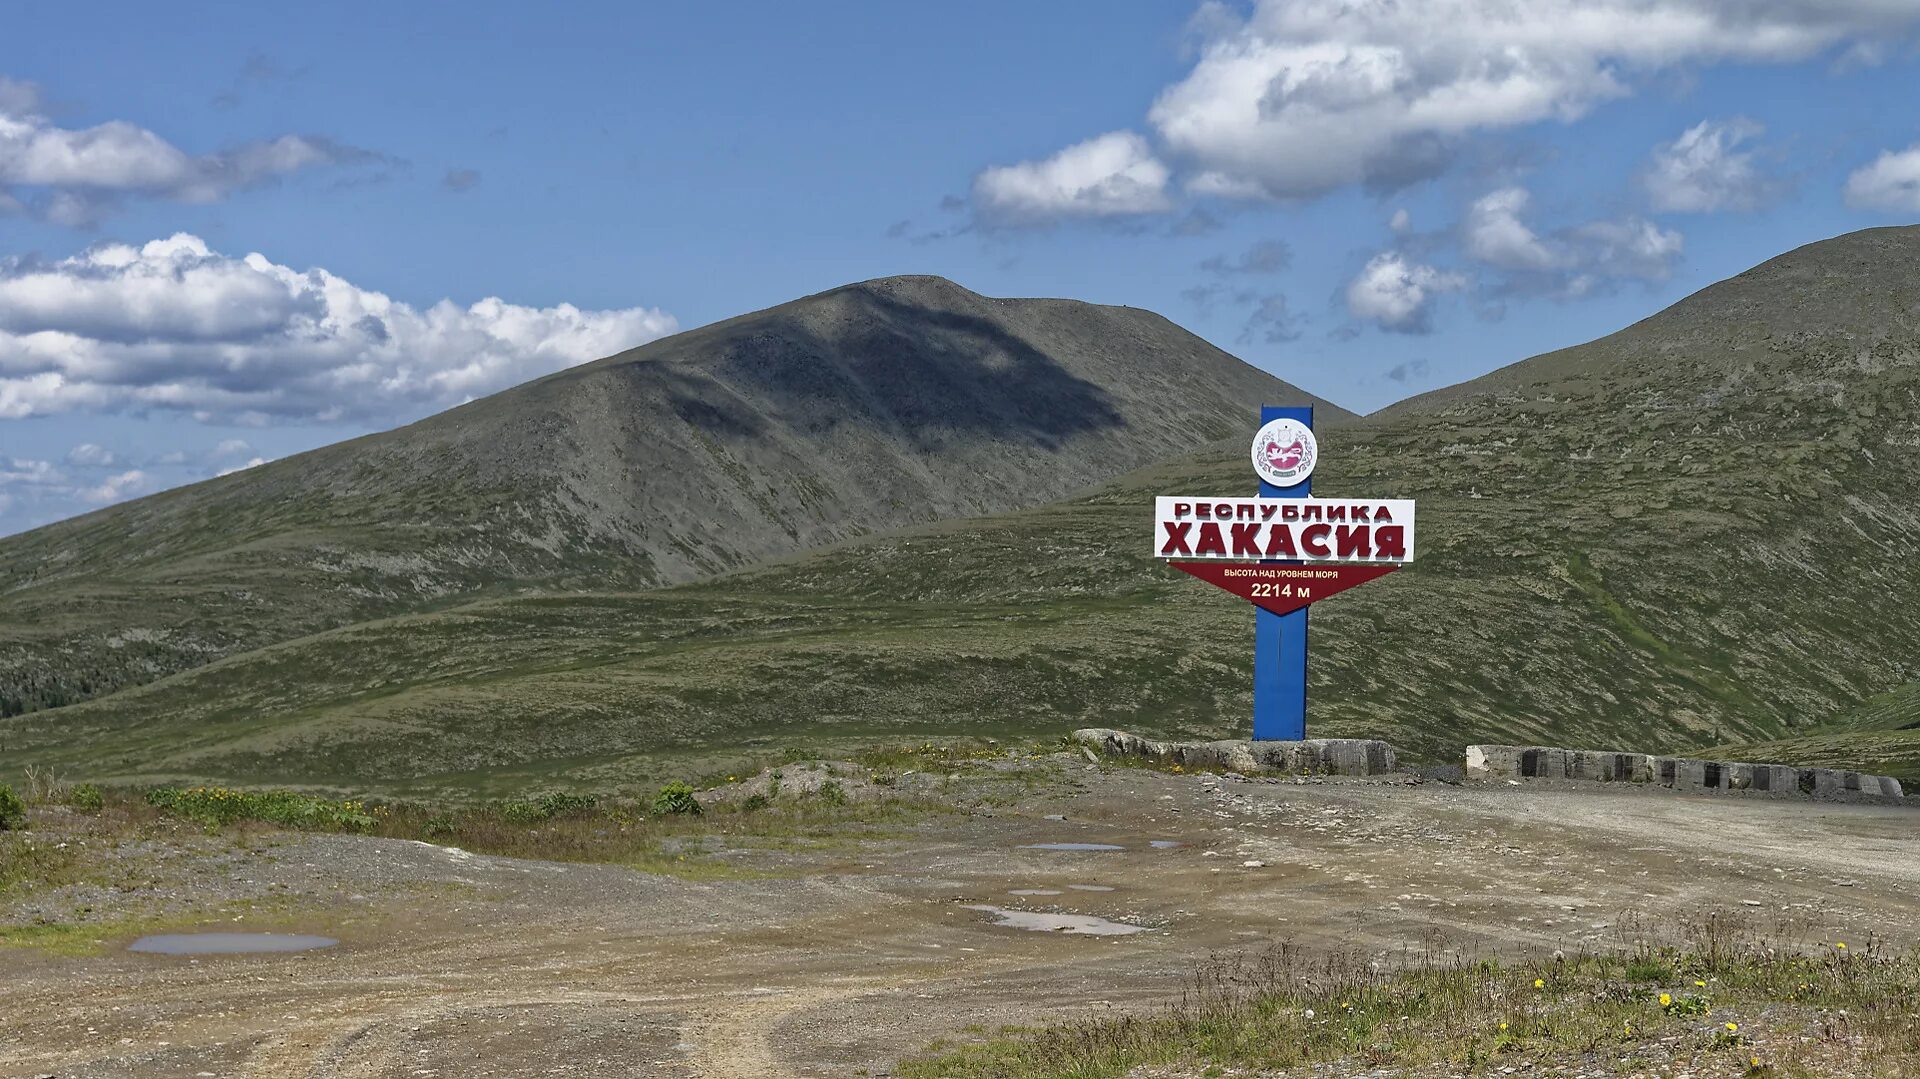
(1020, 842, 1124, 852)
(1149, 840, 1184, 849)
(962, 905, 1148, 936)
(1068, 884, 1116, 892)
(128, 933, 339, 955)
(1009, 888, 1063, 896)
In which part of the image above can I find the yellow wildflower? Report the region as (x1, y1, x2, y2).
(1694, 980, 1706, 988)
(1534, 978, 1544, 989)
(1726, 1022, 1738, 1033)
(1836, 941, 1847, 950)
(1659, 993, 1672, 1007)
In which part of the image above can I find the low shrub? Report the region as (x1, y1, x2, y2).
(496, 790, 599, 824)
(144, 786, 376, 832)
(654, 781, 702, 816)
(499, 800, 548, 824)
(67, 783, 104, 813)
(534, 791, 597, 817)
(0, 785, 24, 830)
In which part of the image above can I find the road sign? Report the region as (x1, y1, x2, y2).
(1165, 561, 1400, 616)
(1152, 406, 1415, 740)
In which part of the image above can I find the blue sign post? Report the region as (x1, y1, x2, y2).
(1155, 406, 1410, 741)
(1253, 405, 1311, 740)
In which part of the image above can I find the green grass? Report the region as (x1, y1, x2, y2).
(1, 915, 195, 957)
(10, 409, 1916, 799)
(0, 278, 1297, 720)
(0, 766, 995, 951)
(1706, 731, 1920, 788)
(901, 920, 1919, 1079)
(12, 230, 1920, 794)
(4, 768, 978, 894)
(141, 786, 379, 830)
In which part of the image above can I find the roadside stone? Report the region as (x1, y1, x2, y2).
(1464, 743, 1904, 803)
(1071, 728, 1398, 777)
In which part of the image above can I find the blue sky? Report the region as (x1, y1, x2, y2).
(4, 1, 1920, 535)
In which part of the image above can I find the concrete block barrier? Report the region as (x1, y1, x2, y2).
(1072, 728, 1398, 777)
(1466, 743, 1905, 802)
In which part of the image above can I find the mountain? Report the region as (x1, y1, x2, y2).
(9, 225, 1920, 796)
(1707, 680, 1920, 785)
(0, 275, 1342, 716)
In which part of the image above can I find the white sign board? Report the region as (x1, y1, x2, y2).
(1154, 496, 1416, 563)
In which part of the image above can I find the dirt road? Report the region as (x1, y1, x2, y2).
(6, 765, 1917, 1078)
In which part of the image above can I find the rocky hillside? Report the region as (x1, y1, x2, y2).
(0, 275, 1339, 715)
(11, 226, 1920, 795)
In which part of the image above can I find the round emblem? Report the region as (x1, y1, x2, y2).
(1251, 418, 1317, 487)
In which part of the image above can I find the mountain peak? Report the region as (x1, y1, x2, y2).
(0, 280, 1337, 714)
(1390, 223, 1920, 415)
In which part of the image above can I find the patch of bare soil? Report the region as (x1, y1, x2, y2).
(5, 764, 1918, 1078)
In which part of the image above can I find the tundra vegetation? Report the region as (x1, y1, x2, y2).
(0, 740, 1047, 937)
(9, 233, 1920, 797)
(903, 922, 1920, 1079)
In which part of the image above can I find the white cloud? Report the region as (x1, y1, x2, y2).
(65, 442, 114, 466)
(0, 77, 38, 115)
(1463, 188, 1561, 271)
(1344, 252, 1466, 333)
(0, 76, 374, 223)
(1844, 144, 1920, 212)
(0, 457, 62, 486)
(973, 131, 1171, 224)
(1644, 118, 1770, 212)
(1199, 239, 1292, 276)
(215, 456, 269, 477)
(1130, 1, 1920, 200)
(1460, 186, 1683, 297)
(1568, 217, 1685, 288)
(78, 468, 150, 503)
(0, 233, 678, 422)
(0, 456, 68, 522)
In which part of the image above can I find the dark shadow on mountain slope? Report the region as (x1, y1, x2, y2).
(628, 287, 1128, 452)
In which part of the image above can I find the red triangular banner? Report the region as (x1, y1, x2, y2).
(1168, 560, 1399, 615)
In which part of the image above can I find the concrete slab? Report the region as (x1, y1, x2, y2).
(1072, 728, 1398, 777)
(1465, 743, 1905, 802)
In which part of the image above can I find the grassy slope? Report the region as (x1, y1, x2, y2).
(1709, 680, 1920, 786)
(0, 275, 1336, 717)
(12, 226, 1920, 795)
(8, 386, 1914, 797)
(902, 933, 1917, 1079)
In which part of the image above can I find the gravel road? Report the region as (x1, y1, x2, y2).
(5, 764, 1917, 1078)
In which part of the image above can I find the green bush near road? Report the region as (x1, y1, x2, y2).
(0, 786, 24, 830)
(143, 786, 377, 832)
(497, 791, 598, 824)
(653, 781, 702, 816)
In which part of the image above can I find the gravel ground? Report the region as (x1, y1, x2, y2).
(5, 761, 1918, 1078)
